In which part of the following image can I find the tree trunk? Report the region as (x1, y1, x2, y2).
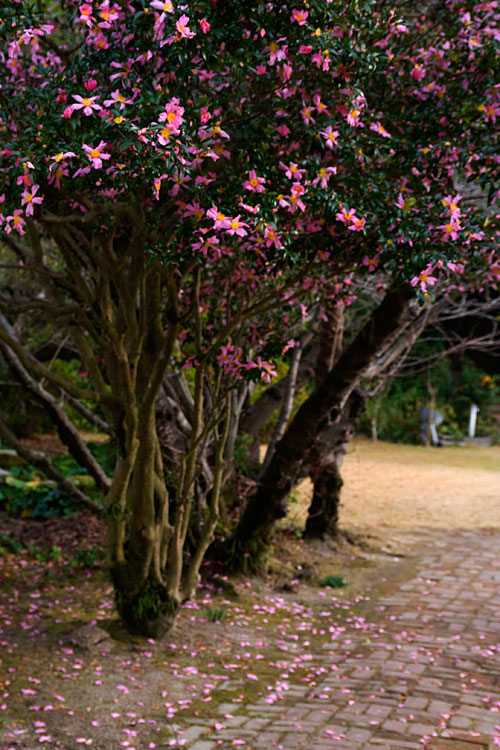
(304, 389, 366, 539)
(227, 284, 414, 569)
(306, 456, 343, 539)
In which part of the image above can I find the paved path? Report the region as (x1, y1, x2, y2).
(188, 529, 500, 750)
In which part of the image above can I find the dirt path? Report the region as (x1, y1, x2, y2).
(288, 441, 500, 533)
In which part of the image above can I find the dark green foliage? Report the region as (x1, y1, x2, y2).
(319, 575, 348, 588)
(362, 352, 500, 444)
(203, 606, 227, 622)
(0, 474, 77, 519)
(68, 545, 106, 568)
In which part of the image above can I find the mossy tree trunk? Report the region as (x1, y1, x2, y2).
(0, 209, 236, 638)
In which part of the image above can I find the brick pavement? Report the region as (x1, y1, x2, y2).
(185, 529, 500, 750)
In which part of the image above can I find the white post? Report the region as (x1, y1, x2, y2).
(469, 404, 480, 438)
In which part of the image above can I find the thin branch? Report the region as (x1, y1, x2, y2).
(0, 416, 104, 516)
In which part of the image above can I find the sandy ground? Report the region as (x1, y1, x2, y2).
(290, 439, 500, 532)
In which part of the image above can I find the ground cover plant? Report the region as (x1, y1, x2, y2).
(0, 0, 498, 636)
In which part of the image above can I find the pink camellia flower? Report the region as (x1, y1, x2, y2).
(370, 121, 391, 138)
(437, 220, 461, 241)
(336, 205, 357, 224)
(320, 125, 340, 149)
(103, 90, 134, 110)
(97, 1, 120, 26)
(268, 40, 287, 65)
(176, 14, 196, 38)
(77, 4, 94, 26)
(243, 170, 265, 193)
(62, 105, 74, 118)
(84, 78, 98, 91)
(150, 0, 174, 12)
(21, 184, 43, 216)
(411, 264, 437, 292)
(207, 207, 231, 230)
(200, 18, 210, 33)
(291, 8, 308, 25)
(301, 105, 315, 124)
(279, 161, 306, 180)
(441, 194, 462, 218)
(264, 225, 281, 248)
(276, 124, 290, 137)
(200, 107, 211, 123)
(82, 141, 111, 168)
(72, 94, 102, 116)
(346, 107, 361, 126)
(410, 64, 426, 81)
(157, 125, 174, 145)
(226, 215, 248, 237)
(349, 215, 366, 231)
(159, 97, 184, 129)
(49, 163, 69, 188)
(312, 165, 336, 188)
(5, 209, 26, 235)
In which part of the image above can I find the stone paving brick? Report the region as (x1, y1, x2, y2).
(185, 530, 500, 750)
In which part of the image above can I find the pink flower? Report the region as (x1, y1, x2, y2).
(97, 1, 120, 26)
(243, 170, 265, 193)
(159, 97, 184, 129)
(291, 8, 308, 25)
(200, 18, 210, 33)
(346, 108, 362, 127)
(207, 207, 231, 230)
(441, 194, 462, 218)
(336, 206, 357, 224)
(72, 95, 102, 116)
(250, 356, 278, 383)
(319, 125, 340, 149)
(82, 141, 111, 168)
(21, 184, 43, 216)
(437, 220, 461, 241)
(411, 264, 437, 292)
(176, 14, 196, 38)
(311, 166, 336, 188)
(313, 94, 329, 116)
(77, 4, 94, 26)
(226, 215, 248, 237)
(157, 125, 174, 145)
(301, 105, 315, 124)
(200, 107, 211, 123)
(264, 225, 281, 248)
(150, 0, 174, 12)
(410, 64, 426, 81)
(279, 161, 306, 180)
(369, 121, 391, 138)
(5, 209, 26, 235)
(349, 216, 366, 231)
(103, 90, 134, 110)
(62, 106, 74, 118)
(268, 41, 287, 65)
(48, 163, 69, 188)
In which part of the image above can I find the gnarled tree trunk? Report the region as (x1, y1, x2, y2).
(227, 284, 414, 569)
(304, 389, 366, 539)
